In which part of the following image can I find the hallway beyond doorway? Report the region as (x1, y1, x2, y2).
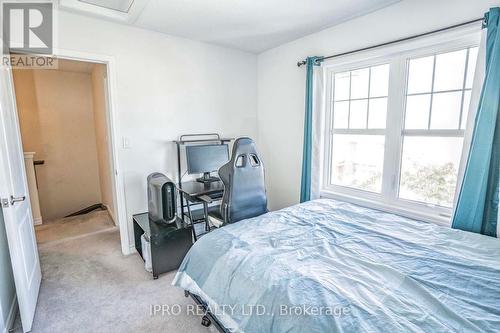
(35, 210, 115, 245)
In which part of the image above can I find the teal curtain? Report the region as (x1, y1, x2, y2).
(300, 56, 323, 203)
(452, 8, 500, 237)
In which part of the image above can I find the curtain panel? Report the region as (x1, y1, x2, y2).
(452, 8, 500, 237)
(300, 56, 323, 203)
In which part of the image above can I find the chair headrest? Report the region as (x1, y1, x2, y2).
(228, 137, 263, 170)
(230, 137, 259, 159)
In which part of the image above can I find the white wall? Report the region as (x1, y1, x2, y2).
(0, 209, 16, 333)
(53, 10, 257, 251)
(257, 0, 500, 210)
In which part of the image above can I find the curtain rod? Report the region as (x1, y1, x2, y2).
(297, 17, 485, 67)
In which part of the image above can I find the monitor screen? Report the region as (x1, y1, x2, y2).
(186, 144, 229, 175)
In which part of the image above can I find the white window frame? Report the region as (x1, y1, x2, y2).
(320, 26, 481, 226)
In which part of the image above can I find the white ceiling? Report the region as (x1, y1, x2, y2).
(62, 0, 402, 53)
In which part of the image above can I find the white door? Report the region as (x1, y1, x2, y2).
(0, 65, 41, 332)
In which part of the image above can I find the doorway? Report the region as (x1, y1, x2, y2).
(12, 58, 117, 245)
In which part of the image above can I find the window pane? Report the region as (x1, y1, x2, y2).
(407, 56, 434, 94)
(399, 136, 464, 207)
(370, 64, 390, 97)
(331, 134, 385, 192)
(465, 47, 478, 89)
(334, 72, 350, 101)
(368, 98, 387, 129)
(461, 90, 472, 130)
(405, 94, 430, 129)
(430, 91, 462, 129)
(349, 99, 368, 129)
(333, 101, 349, 129)
(433, 49, 467, 91)
(350, 68, 369, 99)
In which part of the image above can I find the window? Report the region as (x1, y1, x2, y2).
(330, 64, 389, 192)
(323, 33, 480, 222)
(400, 48, 478, 208)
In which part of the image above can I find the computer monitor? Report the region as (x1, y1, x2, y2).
(186, 144, 229, 183)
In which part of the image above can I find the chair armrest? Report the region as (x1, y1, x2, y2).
(198, 195, 214, 204)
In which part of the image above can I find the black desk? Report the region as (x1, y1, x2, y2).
(133, 213, 192, 279)
(178, 180, 224, 240)
(178, 180, 224, 198)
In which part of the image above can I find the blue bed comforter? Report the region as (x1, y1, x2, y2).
(172, 199, 500, 332)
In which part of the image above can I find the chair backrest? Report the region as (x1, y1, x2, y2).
(218, 137, 267, 224)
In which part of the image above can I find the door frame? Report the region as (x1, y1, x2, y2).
(11, 48, 130, 255)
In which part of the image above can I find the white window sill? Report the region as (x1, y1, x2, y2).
(320, 190, 452, 227)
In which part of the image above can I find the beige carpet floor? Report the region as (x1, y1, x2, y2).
(12, 221, 213, 332)
(35, 210, 115, 245)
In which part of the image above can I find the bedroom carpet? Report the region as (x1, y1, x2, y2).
(12, 228, 213, 332)
(35, 210, 116, 245)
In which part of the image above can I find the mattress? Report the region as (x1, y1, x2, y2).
(173, 199, 500, 332)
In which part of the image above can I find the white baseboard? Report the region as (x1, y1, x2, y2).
(127, 244, 137, 255)
(33, 217, 42, 225)
(2, 295, 17, 333)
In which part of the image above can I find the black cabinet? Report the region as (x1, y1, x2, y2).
(133, 212, 192, 279)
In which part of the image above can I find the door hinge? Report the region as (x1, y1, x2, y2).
(1, 198, 9, 208)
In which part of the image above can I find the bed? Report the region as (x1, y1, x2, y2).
(172, 199, 500, 332)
